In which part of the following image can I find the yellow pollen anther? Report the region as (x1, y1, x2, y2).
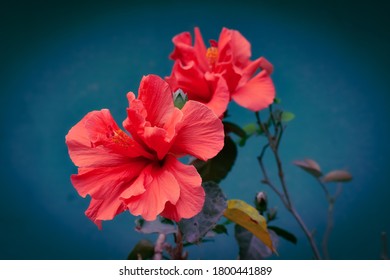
(206, 47, 218, 65)
(111, 129, 131, 147)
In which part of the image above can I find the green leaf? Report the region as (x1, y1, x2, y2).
(293, 158, 323, 178)
(127, 239, 154, 260)
(235, 225, 278, 259)
(238, 123, 265, 146)
(238, 124, 254, 147)
(273, 97, 282, 104)
(135, 217, 177, 235)
(179, 182, 227, 243)
(281, 111, 295, 122)
(192, 136, 237, 183)
(223, 121, 247, 139)
(322, 170, 352, 183)
(243, 123, 258, 135)
(267, 226, 297, 244)
(212, 224, 228, 235)
(223, 199, 275, 252)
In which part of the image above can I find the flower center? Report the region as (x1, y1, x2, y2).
(111, 128, 132, 148)
(206, 39, 218, 67)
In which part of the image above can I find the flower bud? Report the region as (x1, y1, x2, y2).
(173, 88, 188, 109)
(255, 191, 268, 214)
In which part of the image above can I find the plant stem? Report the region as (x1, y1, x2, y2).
(322, 201, 334, 259)
(318, 180, 342, 259)
(166, 229, 188, 260)
(255, 111, 322, 260)
(257, 144, 286, 202)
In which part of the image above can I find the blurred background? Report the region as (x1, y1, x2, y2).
(1, 0, 389, 259)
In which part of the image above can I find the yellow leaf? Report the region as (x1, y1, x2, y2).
(223, 199, 276, 253)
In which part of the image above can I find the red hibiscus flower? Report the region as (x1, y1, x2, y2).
(65, 75, 224, 228)
(166, 27, 276, 116)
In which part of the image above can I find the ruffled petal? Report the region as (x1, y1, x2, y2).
(166, 61, 211, 103)
(120, 167, 148, 199)
(216, 61, 243, 94)
(71, 160, 148, 199)
(160, 156, 205, 221)
(124, 162, 180, 221)
(193, 27, 209, 72)
(218, 28, 251, 68)
(141, 107, 183, 160)
(66, 110, 150, 167)
(123, 92, 148, 133)
(85, 196, 127, 230)
(169, 27, 209, 71)
(169, 31, 195, 65)
(237, 57, 274, 89)
(170, 100, 224, 161)
(66, 111, 129, 167)
(203, 73, 230, 117)
(83, 109, 119, 146)
(142, 126, 171, 160)
(232, 70, 276, 111)
(138, 75, 175, 128)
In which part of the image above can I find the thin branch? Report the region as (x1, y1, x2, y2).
(275, 123, 284, 150)
(255, 111, 322, 260)
(269, 105, 278, 136)
(317, 178, 331, 200)
(256, 112, 292, 207)
(272, 145, 293, 208)
(255, 111, 263, 130)
(165, 229, 188, 260)
(257, 144, 286, 205)
(290, 206, 322, 259)
(322, 201, 334, 259)
(318, 181, 343, 259)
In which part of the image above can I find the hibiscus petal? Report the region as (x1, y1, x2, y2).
(160, 156, 205, 221)
(123, 92, 148, 133)
(169, 31, 195, 64)
(166, 61, 211, 102)
(123, 92, 151, 148)
(120, 168, 148, 199)
(83, 109, 120, 146)
(237, 57, 274, 89)
(85, 196, 127, 230)
(203, 73, 230, 117)
(124, 163, 180, 221)
(66, 111, 129, 167)
(218, 28, 251, 68)
(193, 27, 209, 72)
(232, 70, 276, 112)
(170, 100, 224, 161)
(216, 61, 243, 94)
(71, 160, 148, 199)
(138, 75, 175, 128)
(142, 126, 171, 160)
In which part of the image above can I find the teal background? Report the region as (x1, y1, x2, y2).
(1, 0, 389, 259)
